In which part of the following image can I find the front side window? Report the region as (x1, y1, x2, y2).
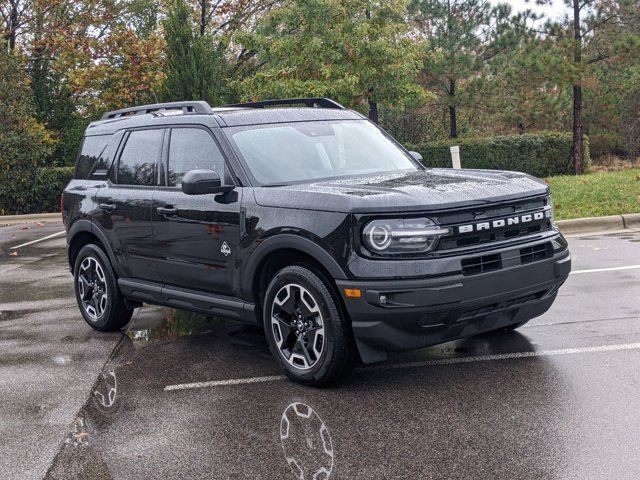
(226, 120, 420, 185)
(167, 128, 226, 186)
(117, 129, 162, 186)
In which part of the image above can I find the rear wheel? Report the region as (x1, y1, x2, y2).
(73, 244, 132, 331)
(263, 265, 355, 386)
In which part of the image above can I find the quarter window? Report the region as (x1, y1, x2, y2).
(75, 135, 110, 179)
(117, 129, 162, 186)
(167, 128, 226, 187)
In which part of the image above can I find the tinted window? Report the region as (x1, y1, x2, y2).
(75, 135, 110, 179)
(167, 128, 226, 186)
(117, 129, 162, 186)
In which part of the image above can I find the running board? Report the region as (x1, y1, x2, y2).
(118, 278, 257, 324)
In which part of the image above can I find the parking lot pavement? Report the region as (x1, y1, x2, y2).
(2, 222, 640, 479)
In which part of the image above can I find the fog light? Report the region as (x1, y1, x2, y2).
(379, 295, 387, 305)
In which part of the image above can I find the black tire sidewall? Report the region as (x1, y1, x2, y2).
(73, 244, 123, 331)
(263, 265, 350, 385)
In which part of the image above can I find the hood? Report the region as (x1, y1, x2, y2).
(252, 169, 549, 213)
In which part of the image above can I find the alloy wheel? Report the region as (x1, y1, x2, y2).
(271, 283, 325, 370)
(77, 256, 108, 321)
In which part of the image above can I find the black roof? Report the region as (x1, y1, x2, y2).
(86, 98, 365, 135)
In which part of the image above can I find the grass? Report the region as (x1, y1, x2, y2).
(545, 168, 640, 220)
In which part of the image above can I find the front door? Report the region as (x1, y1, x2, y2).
(153, 126, 241, 296)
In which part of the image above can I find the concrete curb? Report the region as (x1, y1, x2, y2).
(556, 213, 640, 236)
(0, 212, 61, 226)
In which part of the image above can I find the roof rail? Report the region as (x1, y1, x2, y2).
(101, 101, 214, 120)
(225, 97, 345, 110)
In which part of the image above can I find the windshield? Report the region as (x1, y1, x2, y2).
(226, 120, 421, 185)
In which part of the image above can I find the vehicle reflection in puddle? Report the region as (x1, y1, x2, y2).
(280, 401, 334, 480)
(93, 369, 118, 410)
(125, 305, 239, 347)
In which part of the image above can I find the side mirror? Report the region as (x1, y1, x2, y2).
(181, 169, 234, 195)
(408, 151, 423, 163)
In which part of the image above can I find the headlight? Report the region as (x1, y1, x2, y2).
(546, 195, 555, 226)
(362, 218, 449, 255)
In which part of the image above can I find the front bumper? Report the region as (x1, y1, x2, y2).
(337, 247, 571, 363)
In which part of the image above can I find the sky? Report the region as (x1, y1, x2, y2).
(500, 0, 570, 22)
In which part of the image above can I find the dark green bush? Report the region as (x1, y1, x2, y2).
(0, 166, 74, 215)
(407, 132, 590, 178)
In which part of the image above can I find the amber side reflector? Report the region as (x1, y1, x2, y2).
(344, 288, 362, 298)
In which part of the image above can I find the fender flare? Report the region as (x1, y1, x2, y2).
(242, 234, 348, 298)
(66, 220, 119, 274)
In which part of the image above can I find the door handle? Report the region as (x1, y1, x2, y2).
(156, 206, 178, 216)
(99, 203, 117, 212)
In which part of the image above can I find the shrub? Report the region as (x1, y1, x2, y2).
(0, 167, 74, 215)
(406, 132, 590, 178)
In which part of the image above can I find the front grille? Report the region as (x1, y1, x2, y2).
(520, 242, 553, 264)
(440, 223, 547, 250)
(433, 195, 553, 251)
(461, 254, 502, 276)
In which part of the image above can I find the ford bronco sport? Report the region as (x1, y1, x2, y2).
(62, 98, 571, 385)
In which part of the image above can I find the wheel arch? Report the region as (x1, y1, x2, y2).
(67, 221, 117, 273)
(245, 235, 349, 325)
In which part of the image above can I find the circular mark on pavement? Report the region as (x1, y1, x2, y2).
(280, 402, 334, 480)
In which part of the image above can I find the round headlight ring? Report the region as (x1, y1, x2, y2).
(368, 225, 392, 251)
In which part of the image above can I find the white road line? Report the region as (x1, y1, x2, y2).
(570, 264, 640, 275)
(9, 230, 66, 250)
(164, 374, 286, 391)
(163, 342, 640, 392)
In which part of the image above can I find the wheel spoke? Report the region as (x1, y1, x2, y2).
(272, 314, 297, 348)
(78, 274, 93, 300)
(295, 336, 314, 366)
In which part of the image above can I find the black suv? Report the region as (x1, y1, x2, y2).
(62, 98, 571, 385)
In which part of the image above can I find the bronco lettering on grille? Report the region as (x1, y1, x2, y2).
(458, 210, 550, 234)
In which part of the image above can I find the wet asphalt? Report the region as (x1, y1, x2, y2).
(1, 221, 640, 480)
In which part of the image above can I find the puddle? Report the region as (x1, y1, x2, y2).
(53, 355, 73, 366)
(125, 306, 241, 347)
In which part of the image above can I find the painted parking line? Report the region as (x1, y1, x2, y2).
(9, 230, 66, 250)
(164, 342, 640, 392)
(570, 264, 640, 275)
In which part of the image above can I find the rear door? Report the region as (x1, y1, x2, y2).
(153, 126, 242, 296)
(94, 128, 164, 281)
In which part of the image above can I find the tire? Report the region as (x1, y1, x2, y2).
(263, 265, 355, 386)
(73, 243, 133, 332)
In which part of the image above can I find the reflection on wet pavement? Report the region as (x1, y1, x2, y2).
(125, 306, 243, 347)
(281, 402, 334, 480)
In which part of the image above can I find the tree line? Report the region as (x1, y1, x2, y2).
(1, 0, 639, 177)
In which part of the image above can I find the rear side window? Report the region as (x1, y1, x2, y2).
(167, 128, 226, 186)
(75, 135, 110, 179)
(116, 129, 163, 186)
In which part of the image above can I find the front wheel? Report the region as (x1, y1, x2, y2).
(73, 244, 133, 331)
(263, 265, 355, 386)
